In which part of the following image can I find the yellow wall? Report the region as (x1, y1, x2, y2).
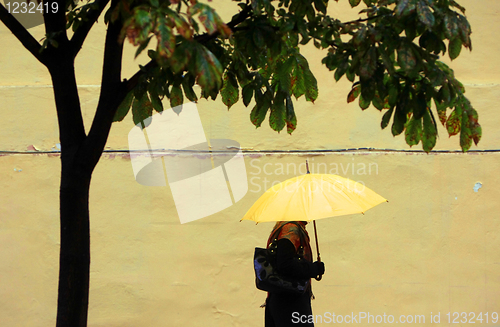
(1, 1, 500, 326)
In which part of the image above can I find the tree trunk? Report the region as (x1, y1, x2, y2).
(56, 165, 92, 327)
(46, 52, 90, 327)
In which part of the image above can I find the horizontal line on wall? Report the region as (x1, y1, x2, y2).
(0, 84, 101, 89)
(1, 148, 500, 155)
(0, 83, 497, 89)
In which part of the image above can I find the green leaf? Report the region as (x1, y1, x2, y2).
(372, 94, 385, 111)
(417, 0, 435, 28)
(132, 93, 153, 128)
(182, 77, 198, 103)
(250, 93, 271, 128)
(381, 107, 394, 130)
(285, 95, 297, 134)
(388, 83, 398, 108)
(392, 104, 406, 136)
(277, 57, 294, 91)
(293, 55, 319, 103)
(221, 72, 239, 109)
(135, 36, 152, 59)
(444, 14, 459, 39)
(450, 0, 466, 14)
(437, 83, 451, 105)
(291, 58, 306, 99)
(170, 85, 183, 109)
(252, 29, 265, 49)
(359, 94, 371, 110)
(172, 13, 193, 39)
(169, 42, 192, 73)
(195, 46, 223, 92)
(304, 69, 318, 103)
(334, 58, 349, 82)
(349, 0, 362, 7)
(113, 91, 134, 122)
(156, 17, 176, 58)
(360, 79, 376, 103)
(397, 43, 417, 72)
(395, 0, 410, 16)
(449, 38, 462, 60)
(378, 47, 396, 75)
(188, 3, 217, 34)
(346, 68, 355, 83)
(413, 92, 427, 119)
(188, 3, 232, 38)
(149, 89, 164, 113)
(313, 0, 327, 14)
(422, 109, 437, 152)
(405, 116, 422, 147)
(269, 92, 286, 132)
(359, 48, 377, 79)
(242, 84, 254, 107)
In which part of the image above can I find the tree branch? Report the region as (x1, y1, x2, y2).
(0, 3, 45, 65)
(343, 13, 391, 25)
(82, 0, 124, 172)
(70, 0, 111, 57)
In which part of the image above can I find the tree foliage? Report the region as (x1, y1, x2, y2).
(98, 0, 480, 152)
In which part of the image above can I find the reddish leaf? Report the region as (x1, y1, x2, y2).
(434, 99, 448, 126)
(446, 107, 461, 136)
(347, 84, 361, 103)
(457, 15, 472, 49)
(172, 14, 193, 39)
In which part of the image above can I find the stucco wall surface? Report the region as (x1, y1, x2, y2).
(1, 0, 499, 326)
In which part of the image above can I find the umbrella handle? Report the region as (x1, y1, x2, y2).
(314, 254, 322, 281)
(313, 220, 322, 281)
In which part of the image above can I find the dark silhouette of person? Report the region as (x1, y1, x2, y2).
(264, 221, 325, 327)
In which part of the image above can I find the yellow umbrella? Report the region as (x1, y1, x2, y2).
(241, 160, 387, 267)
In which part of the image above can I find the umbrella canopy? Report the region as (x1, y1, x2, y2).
(241, 173, 387, 223)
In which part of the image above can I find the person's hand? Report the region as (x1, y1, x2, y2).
(313, 261, 325, 276)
